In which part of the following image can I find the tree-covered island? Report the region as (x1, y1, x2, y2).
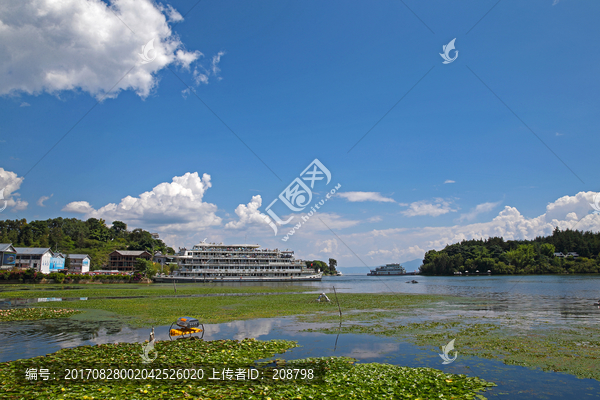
(420, 228, 600, 275)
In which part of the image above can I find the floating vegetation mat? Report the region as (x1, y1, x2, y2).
(303, 310, 600, 381)
(0, 283, 311, 299)
(27, 293, 450, 327)
(0, 338, 495, 399)
(0, 307, 81, 322)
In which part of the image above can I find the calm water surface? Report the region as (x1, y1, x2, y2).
(1, 315, 599, 399)
(316, 274, 600, 320)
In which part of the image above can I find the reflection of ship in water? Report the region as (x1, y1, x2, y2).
(367, 263, 407, 276)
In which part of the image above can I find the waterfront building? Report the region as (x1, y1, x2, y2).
(66, 254, 91, 274)
(14, 247, 53, 272)
(553, 252, 580, 259)
(108, 250, 152, 272)
(0, 244, 17, 270)
(153, 251, 176, 271)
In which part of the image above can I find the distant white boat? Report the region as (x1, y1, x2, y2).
(367, 263, 406, 276)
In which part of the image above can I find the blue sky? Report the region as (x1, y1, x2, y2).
(1, 0, 599, 268)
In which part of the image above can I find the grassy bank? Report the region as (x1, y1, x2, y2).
(0, 338, 496, 399)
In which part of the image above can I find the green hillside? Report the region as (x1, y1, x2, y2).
(0, 218, 174, 269)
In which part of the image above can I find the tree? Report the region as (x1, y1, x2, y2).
(328, 258, 338, 275)
(167, 263, 178, 275)
(64, 255, 71, 272)
(306, 260, 328, 273)
(134, 258, 157, 278)
(49, 226, 64, 249)
(19, 225, 34, 246)
(110, 221, 128, 239)
(112, 221, 127, 232)
(540, 243, 555, 258)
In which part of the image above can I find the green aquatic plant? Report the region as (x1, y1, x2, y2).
(306, 313, 600, 381)
(29, 292, 449, 327)
(0, 308, 81, 322)
(0, 339, 495, 399)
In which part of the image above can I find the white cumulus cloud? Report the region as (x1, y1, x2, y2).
(458, 201, 501, 222)
(366, 245, 425, 261)
(0, 0, 211, 100)
(306, 213, 361, 231)
(62, 201, 94, 214)
(401, 198, 456, 217)
(225, 195, 267, 229)
(62, 172, 222, 232)
(316, 238, 338, 254)
(337, 191, 395, 203)
(157, 3, 184, 22)
(37, 194, 54, 207)
(0, 167, 28, 211)
(351, 192, 600, 264)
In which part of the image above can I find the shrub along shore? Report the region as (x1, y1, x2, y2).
(0, 270, 145, 284)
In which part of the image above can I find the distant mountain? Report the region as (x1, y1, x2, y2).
(400, 258, 423, 272)
(337, 258, 423, 275)
(336, 266, 371, 275)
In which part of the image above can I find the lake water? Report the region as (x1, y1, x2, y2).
(1, 275, 600, 398)
(316, 274, 600, 321)
(1, 315, 599, 399)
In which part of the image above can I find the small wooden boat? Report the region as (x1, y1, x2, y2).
(169, 316, 204, 340)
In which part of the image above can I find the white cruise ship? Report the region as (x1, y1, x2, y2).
(155, 242, 322, 282)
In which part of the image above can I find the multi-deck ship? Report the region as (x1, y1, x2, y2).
(153, 242, 322, 283)
(367, 263, 407, 276)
